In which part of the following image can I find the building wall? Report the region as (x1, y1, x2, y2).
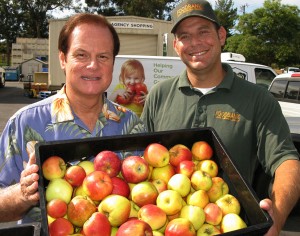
(48, 16, 176, 88)
(21, 59, 45, 82)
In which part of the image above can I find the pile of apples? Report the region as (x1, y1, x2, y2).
(42, 140, 247, 236)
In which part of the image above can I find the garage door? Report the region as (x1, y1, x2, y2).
(118, 34, 158, 56)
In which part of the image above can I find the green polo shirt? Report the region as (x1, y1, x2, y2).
(141, 63, 299, 183)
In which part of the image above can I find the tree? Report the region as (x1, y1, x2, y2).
(214, 0, 238, 37)
(225, 0, 300, 67)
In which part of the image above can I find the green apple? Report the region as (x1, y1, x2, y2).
(180, 205, 205, 230)
(207, 177, 229, 203)
(144, 143, 170, 167)
(167, 173, 191, 197)
(98, 194, 131, 227)
(196, 159, 218, 177)
(156, 189, 183, 215)
(78, 160, 95, 175)
(45, 178, 73, 204)
(191, 170, 212, 191)
(220, 213, 247, 233)
(197, 223, 221, 235)
(187, 189, 209, 209)
(215, 194, 241, 215)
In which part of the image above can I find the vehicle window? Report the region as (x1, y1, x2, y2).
(285, 81, 300, 101)
(269, 80, 288, 98)
(255, 68, 276, 89)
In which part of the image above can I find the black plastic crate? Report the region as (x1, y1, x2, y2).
(0, 223, 41, 236)
(35, 127, 273, 236)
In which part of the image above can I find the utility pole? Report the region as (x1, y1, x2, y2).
(240, 4, 248, 14)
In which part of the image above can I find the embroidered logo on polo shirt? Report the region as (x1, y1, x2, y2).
(177, 4, 204, 17)
(215, 111, 240, 122)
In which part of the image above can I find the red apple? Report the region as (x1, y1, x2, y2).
(204, 203, 223, 226)
(64, 165, 86, 187)
(126, 83, 136, 94)
(116, 94, 132, 104)
(94, 150, 121, 178)
(46, 198, 67, 219)
(82, 170, 113, 201)
(191, 141, 213, 161)
(165, 218, 196, 236)
(135, 82, 148, 95)
(111, 176, 130, 198)
(49, 218, 74, 236)
(121, 156, 150, 183)
(67, 195, 97, 227)
(42, 155, 66, 180)
(138, 204, 167, 231)
(207, 176, 229, 203)
(144, 143, 170, 168)
(151, 179, 168, 194)
(169, 144, 193, 167)
(83, 212, 111, 236)
(175, 160, 195, 178)
(116, 219, 153, 236)
(131, 181, 159, 207)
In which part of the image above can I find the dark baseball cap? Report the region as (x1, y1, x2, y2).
(171, 0, 220, 33)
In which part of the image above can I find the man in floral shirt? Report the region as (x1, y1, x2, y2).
(0, 13, 146, 223)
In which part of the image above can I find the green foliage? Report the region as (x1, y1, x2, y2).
(225, 0, 300, 67)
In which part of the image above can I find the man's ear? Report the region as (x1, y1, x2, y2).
(59, 51, 66, 70)
(218, 26, 227, 47)
(173, 37, 180, 56)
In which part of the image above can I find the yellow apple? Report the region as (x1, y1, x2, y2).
(167, 173, 191, 197)
(215, 194, 241, 215)
(153, 230, 164, 236)
(151, 179, 168, 194)
(196, 160, 218, 177)
(156, 190, 183, 215)
(197, 223, 221, 235)
(151, 164, 175, 184)
(220, 213, 247, 233)
(207, 176, 229, 203)
(138, 204, 168, 230)
(190, 170, 213, 191)
(186, 189, 209, 209)
(131, 181, 158, 207)
(78, 160, 95, 175)
(98, 194, 131, 227)
(180, 205, 205, 230)
(129, 200, 140, 218)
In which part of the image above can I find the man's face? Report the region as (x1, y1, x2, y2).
(59, 23, 114, 98)
(173, 17, 226, 74)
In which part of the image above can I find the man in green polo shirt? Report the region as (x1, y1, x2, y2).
(141, 0, 300, 235)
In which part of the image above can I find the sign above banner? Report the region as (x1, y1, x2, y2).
(110, 21, 154, 30)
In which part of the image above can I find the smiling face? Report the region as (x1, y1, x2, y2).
(59, 23, 114, 99)
(173, 17, 226, 76)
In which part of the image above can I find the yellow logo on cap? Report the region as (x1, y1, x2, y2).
(177, 4, 204, 17)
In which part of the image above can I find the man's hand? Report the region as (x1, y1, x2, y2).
(20, 153, 40, 206)
(260, 198, 280, 236)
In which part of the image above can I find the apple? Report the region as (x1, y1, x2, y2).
(83, 212, 111, 236)
(131, 181, 158, 207)
(98, 194, 131, 227)
(138, 204, 167, 230)
(191, 141, 213, 161)
(169, 144, 193, 167)
(186, 189, 209, 209)
(196, 223, 221, 235)
(203, 203, 223, 226)
(206, 177, 229, 203)
(180, 205, 205, 231)
(165, 217, 196, 236)
(78, 160, 95, 175)
(64, 165, 86, 187)
(190, 170, 213, 191)
(175, 160, 195, 178)
(111, 176, 130, 198)
(167, 173, 191, 197)
(129, 200, 140, 218)
(151, 179, 168, 194)
(42, 155, 66, 180)
(144, 143, 170, 168)
(116, 94, 132, 104)
(153, 231, 164, 236)
(196, 160, 218, 178)
(156, 190, 183, 216)
(121, 156, 150, 183)
(126, 83, 136, 94)
(111, 227, 118, 236)
(151, 164, 175, 184)
(220, 213, 247, 233)
(135, 82, 148, 95)
(94, 150, 121, 178)
(116, 219, 153, 236)
(215, 194, 241, 215)
(45, 178, 73, 204)
(46, 198, 68, 219)
(49, 218, 74, 236)
(82, 170, 113, 201)
(67, 195, 97, 227)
